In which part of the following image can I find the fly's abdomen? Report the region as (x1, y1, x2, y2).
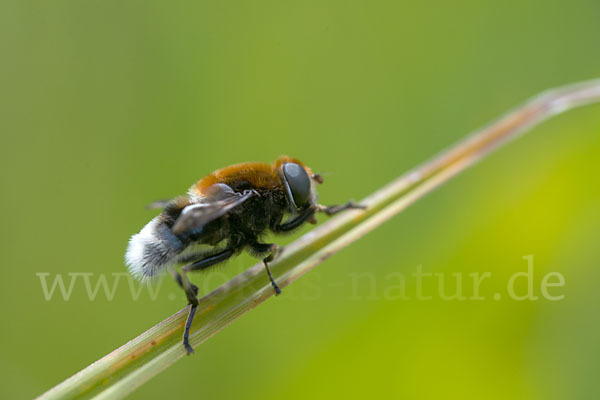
(125, 217, 184, 281)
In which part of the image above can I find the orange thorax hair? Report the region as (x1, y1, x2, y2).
(191, 156, 312, 197)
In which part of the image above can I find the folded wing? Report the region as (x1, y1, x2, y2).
(172, 183, 256, 237)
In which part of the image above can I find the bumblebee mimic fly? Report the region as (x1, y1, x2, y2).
(125, 156, 363, 354)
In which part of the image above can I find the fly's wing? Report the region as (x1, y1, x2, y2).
(171, 183, 256, 237)
(146, 199, 172, 210)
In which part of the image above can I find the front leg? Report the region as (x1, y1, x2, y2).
(273, 207, 317, 232)
(318, 200, 365, 216)
(273, 201, 365, 232)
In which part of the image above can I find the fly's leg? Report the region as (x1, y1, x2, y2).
(169, 268, 187, 290)
(263, 245, 281, 295)
(249, 242, 282, 295)
(169, 268, 198, 300)
(318, 201, 365, 216)
(273, 207, 316, 232)
(273, 201, 365, 234)
(264, 201, 365, 295)
(179, 249, 234, 354)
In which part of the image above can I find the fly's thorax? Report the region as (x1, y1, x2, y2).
(223, 188, 288, 235)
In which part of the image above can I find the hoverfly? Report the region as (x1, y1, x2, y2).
(125, 156, 363, 354)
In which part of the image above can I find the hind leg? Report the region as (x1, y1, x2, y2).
(179, 249, 235, 354)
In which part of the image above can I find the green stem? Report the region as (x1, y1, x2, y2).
(37, 79, 600, 400)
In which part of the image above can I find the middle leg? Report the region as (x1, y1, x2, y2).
(249, 241, 282, 295)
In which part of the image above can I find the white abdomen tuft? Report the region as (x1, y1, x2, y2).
(125, 217, 180, 281)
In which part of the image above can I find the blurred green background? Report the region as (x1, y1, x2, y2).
(1, 1, 599, 399)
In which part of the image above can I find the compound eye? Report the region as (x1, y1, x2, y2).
(283, 163, 311, 207)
